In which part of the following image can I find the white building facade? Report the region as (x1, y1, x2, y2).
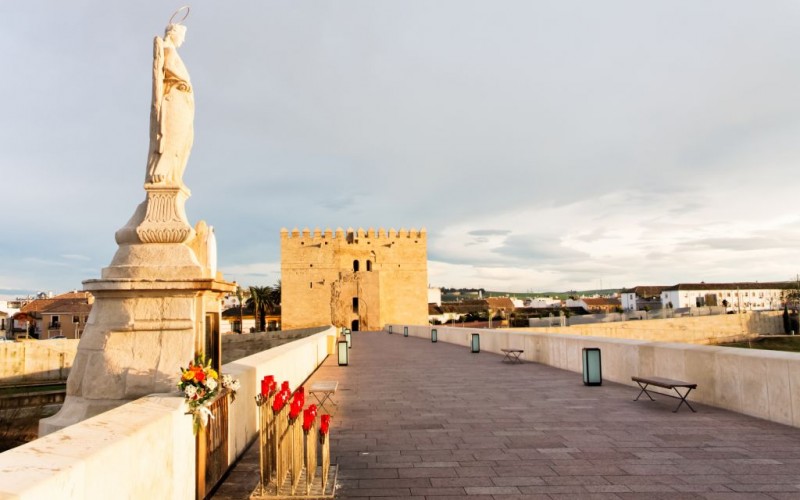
(621, 292, 637, 311)
(660, 282, 791, 311)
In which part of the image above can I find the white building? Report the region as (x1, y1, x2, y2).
(524, 297, 561, 308)
(427, 287, 442, 307)
(621, 292, 636, 311)
(660, 282, 791, 311)
(620, 286, 666, 311)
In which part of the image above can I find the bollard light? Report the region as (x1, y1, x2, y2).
(404, 326, 408, 337)
(582, 347, 602, 386)
(337, 340, 349, 366)
(345, 331, 352, 349)
(431, 328, 437, 343)
(471, 333, 480, 353)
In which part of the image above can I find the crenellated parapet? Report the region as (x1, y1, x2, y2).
(280, 226, 427, 244)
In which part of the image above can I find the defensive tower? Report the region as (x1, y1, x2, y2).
(280, 227, 428, 330)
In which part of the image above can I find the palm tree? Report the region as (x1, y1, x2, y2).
(248, 286, 271, 332)
(266, 280, 281, 315)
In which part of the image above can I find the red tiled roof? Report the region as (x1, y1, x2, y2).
(664, 282, 793, 291)
(620, 286, 667, 298)
(40, 300, 92, 315)
(20, 291, 92, 314)
(429, 302, 488, 315)
(486, 297, 515, 310)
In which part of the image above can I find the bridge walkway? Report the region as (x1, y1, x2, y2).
(213, 330, 800, 499)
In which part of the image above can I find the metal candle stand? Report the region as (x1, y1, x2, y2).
(304, 422, 318, 495)
(252, 386, 337, 498)
(254, 391, 275, 496)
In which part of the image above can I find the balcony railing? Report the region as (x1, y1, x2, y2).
(48, 323, 61, 330)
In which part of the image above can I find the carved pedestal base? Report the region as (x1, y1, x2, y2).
(115, 184, 194, 246)
(39, 277, 235, 436)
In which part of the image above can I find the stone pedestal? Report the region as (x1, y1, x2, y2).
(40, 278, 233, 436)
(39, 183, 235, 436)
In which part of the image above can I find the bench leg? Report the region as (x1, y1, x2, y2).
(672, 387, 696, 413)
(633, 382, 655, 402)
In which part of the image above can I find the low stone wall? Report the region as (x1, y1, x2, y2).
(221, 326, 329, 363)
(0, 340, 79, 384)
(392, 324, 800, 428)
(0, 328, 326, 386)
(521, 311, 782, 344)
(0, 326, 338, 499)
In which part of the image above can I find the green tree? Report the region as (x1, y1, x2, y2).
(248, 286, 270, 332)
(266, 280, 281, 315)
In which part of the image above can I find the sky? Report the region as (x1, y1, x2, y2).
(2, 1, 800, 298)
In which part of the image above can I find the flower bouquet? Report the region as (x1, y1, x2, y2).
(178, 355, 239, 433)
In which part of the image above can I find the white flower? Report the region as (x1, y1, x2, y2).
(184, 385, 197, 398)
(221, 374, 240, 392)
(206, 377, 218, 391)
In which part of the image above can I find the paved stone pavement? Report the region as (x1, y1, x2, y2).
(213, 330, 800, 499)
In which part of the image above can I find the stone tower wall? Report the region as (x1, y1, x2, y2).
(280, 227, 428, 330)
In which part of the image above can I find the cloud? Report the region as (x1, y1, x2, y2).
(61, 254, 91, 261)
(219, 262, 281, 285)
(22, 258, 70, 268)
(4, 2, 800, 294)
(468, 229, 512, 237)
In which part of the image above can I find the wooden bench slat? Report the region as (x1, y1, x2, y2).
(632, 376, 696, 389)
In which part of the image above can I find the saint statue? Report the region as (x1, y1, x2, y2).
(146, 9, 194, 187)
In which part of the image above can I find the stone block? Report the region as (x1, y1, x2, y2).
(714, 351, 743, 413)
(736, 351, 771, 420)
(682, 346, 721, 404)
(789, 360, 800, 428)
(765, 356, 793, 425)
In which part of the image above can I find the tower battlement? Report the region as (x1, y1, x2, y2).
(280, 226, 427, 245)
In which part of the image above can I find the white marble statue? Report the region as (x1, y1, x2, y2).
(145, 17, 194, 187)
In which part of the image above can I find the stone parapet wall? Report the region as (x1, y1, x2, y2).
(392, 324, 800, 428)
(522, 311, 783, 344)
(221, 325, 329, 363)
(0, 340, 79, 384)
(0, 327, 337, 499)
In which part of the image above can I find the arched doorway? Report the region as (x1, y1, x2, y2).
(351, 320, 359, 331)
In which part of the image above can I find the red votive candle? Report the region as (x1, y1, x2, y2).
(302, 408, 314, 432)
(320, 414, 331, 435)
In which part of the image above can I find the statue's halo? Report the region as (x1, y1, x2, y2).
(168, 5, 191, 25)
